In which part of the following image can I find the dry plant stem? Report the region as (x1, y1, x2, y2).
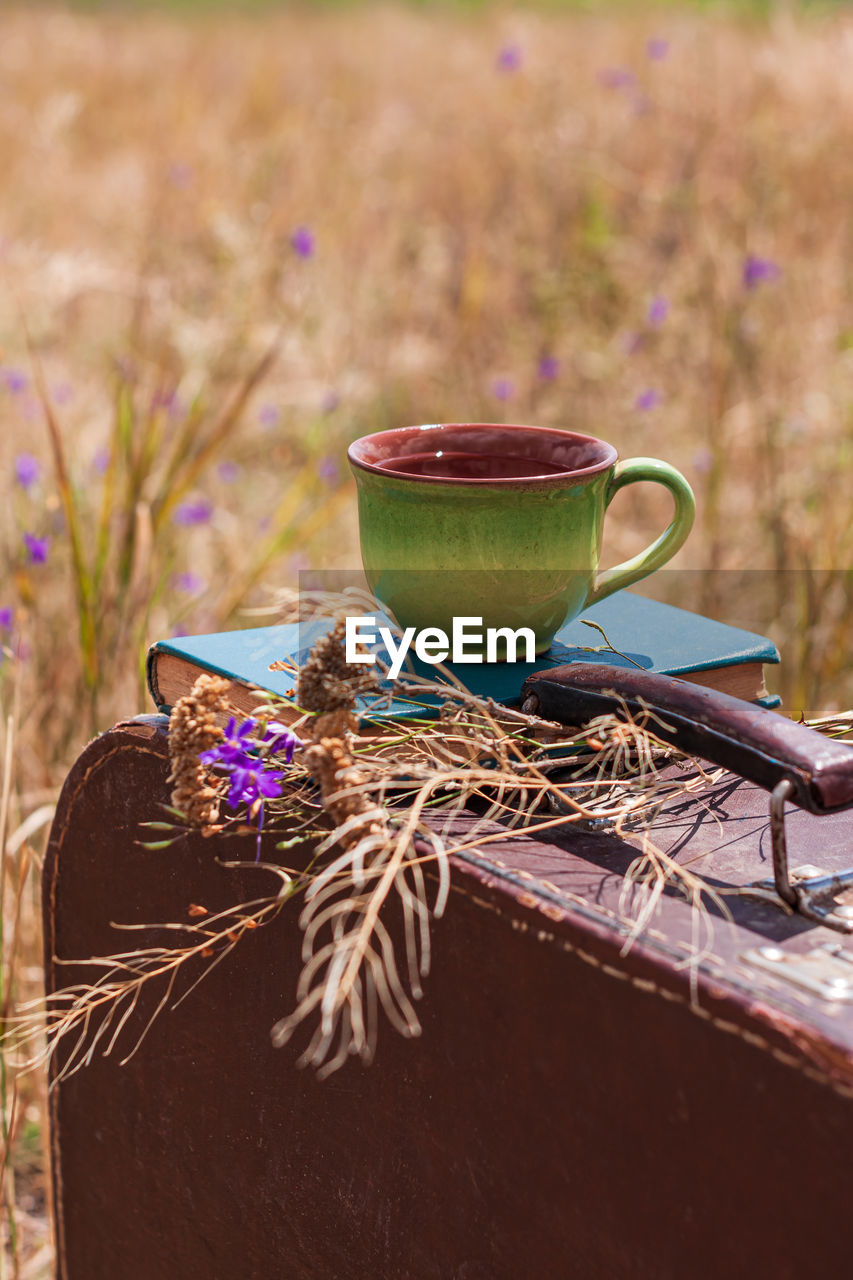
(11, 873, 293, 1088)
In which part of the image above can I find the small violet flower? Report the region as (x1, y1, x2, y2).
(5, 369, 28, 394)
(93, 447, 111, 475)
(635, 388, 662, 412)
(646, 295, 669, 327)
(174, 571, 205, 595)
(492, 377, 515, 402)
(14, 453, 40, 490)
(0, 608, 13, 629)
(497, 44, 523, 73)
(217, 461, 240, 483)
(318, 456, 339, 483)
(647, 38, 669, 61)
(290, 226, 315, 259)
(173, 499, 213, 527)
(743, 255, 782, 290)
(23, 533, 49, 564)
(225, 764, 287, 812)
(538, 356, 560, 381)
(598, 68, 635, 91)
(168, 162, 194, 189)
(258, 403, 280, 429)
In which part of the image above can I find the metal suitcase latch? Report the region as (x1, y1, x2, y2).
(767, 780, 853, 933)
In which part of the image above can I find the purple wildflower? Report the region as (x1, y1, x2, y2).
(0, 608, 13, 629)
(5, 369, 28, 394)
(217, 461, 240, 483)
(23, 533, 49, 564)
(226, 763, 286, 811)
(93, 448, 111, 475)
(598, 68, 635, 91)
(647, 295, 669, 326)
(200, 717, 261, 770)
(743, 255, 782, 290)
(692, 447, 714, 474)
(290, 226, 315, 259)
(258, 403, 280, 429)
(647, 38, 669, 61)
(262, 721, 300, 763)
(318, 455, 339, 483)
(168, 162, 194, 189)
(14, 453, 40, 490)
(174, 571, 205, 595)
(173, 499, 213, 527)
(634, 388, 662, 412)
(497, 44, 523, 73)
(538, 356, 560, 381)
(492, 377, 515, 402)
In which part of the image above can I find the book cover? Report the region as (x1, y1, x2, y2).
(147, 591, 781, 718)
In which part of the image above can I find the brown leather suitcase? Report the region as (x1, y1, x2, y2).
(44, 683, 853, 1279)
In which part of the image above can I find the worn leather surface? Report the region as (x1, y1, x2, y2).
(45, 719, 853, 1278)
(523, 662, 853, 812)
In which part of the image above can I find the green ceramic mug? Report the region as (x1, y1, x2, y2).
(347, 423, 695, 655)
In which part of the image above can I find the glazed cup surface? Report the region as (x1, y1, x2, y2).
(348, 423, 695, 655)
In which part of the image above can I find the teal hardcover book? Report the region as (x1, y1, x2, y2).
(147, 591, 781, 720)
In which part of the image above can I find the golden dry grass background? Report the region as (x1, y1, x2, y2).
(2, 3, 853, 1272)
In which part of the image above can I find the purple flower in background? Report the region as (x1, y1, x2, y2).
(538, 356, 560, 381)
(258, 403, 280, 428)
(5, 369, 28, 394)
(93, 447, 111, 475)
(647, 38, 669, 61)
(743, 255, 782, 290)
(647, 295, 669, 326)
(492, 377, 515, 402)
(14, 453, 40, 490)
(0, 608, 13, 629)
(598, 67, 635, 90)
(52, 382, 73, 405)
(168, 162, 194, 189)
(174, 571, 205, 595)
(290, 226, 315, 259)
(497, 44, 523, 73)
(23, 533, 49, 564)
(318, 455, 339, 483)
(173, 499, 213, 527)
(171, 625, 190, 638)
(634, 388, 662, 411)
(321, 389, 340, 414)
(217, 461, 240, 483)
(692, 447, 714, 474)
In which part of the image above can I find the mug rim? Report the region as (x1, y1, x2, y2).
(347, 423, 618, 486)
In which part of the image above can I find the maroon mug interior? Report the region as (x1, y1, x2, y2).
(348, 424, 617, 485)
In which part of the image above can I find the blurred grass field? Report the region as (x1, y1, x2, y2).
(3, 0, 853, 1271)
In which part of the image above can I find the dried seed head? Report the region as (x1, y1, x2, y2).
(167, 674, 231, 826)
(298, 618, 378, 719)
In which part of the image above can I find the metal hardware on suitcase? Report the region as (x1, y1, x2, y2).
(44, 680, 853, 1279)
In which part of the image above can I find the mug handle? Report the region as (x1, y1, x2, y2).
(584, 458, 695, 608)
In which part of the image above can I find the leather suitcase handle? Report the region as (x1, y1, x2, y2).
(520, 663, 853, 816)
